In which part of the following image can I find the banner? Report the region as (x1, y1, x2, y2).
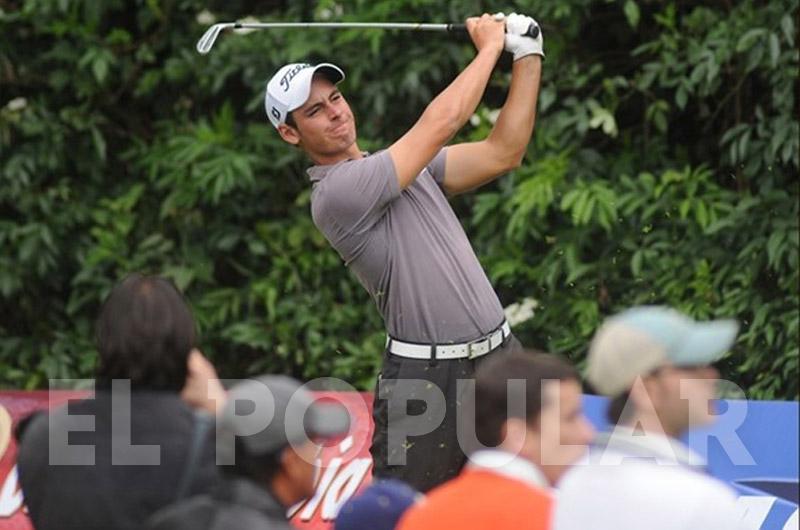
(0, 392, 797, 529)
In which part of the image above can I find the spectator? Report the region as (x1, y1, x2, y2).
(554, 306, 744, 530)
(16, 273, 225, 530)
(148, 375, 350, 530)
(398, 351, 594, 530)
(335, 479, 421, 530)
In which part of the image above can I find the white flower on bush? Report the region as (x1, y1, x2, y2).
(196, 10, 215, 25)
(5, 97, 27, 112)
(504, 297, 538, 327)
(469, 108, 501, 128)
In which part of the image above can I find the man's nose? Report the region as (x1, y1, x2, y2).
(328, 104, 343, 120)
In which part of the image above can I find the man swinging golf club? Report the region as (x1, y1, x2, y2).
(266, 12, 543, 492)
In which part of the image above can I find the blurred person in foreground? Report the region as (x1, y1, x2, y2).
(16, 273, 226, 530)
(148, 375, 350, 530)
(334, 478, 422, 530)
(398, 351, 594, 530)
(554, 306, 745, 530)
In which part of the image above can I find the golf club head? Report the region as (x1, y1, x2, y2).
(197, 23, 234, 55)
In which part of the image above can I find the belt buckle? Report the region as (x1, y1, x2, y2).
(467, 337, 485, 360)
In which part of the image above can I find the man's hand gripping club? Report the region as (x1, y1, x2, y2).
(499, 12, 545, 61)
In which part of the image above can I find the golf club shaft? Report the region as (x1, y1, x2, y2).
(236, 22, 459, 30)
(197, 21, 539, 55)
(197, 22, 463, 55)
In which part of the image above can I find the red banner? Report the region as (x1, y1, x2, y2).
(0, 391, 375, 530)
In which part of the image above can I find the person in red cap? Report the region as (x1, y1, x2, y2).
(148, 375, 350, 530)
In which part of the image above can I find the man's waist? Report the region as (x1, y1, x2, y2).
(386, 320, 511, 360)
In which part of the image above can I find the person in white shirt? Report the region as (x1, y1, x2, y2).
(554, 305, 745, 530)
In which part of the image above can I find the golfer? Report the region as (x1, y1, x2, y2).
(265, 12, 544, 492)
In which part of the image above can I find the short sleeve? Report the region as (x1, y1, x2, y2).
(426, 147, 448, 186)
(311, 150, 401, 235)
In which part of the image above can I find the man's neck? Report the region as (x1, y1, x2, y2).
(310, 143, 363, 166)
(604, 423, 705, 467)
(468, 448, 550, 489)
(621, 413, 683, 439)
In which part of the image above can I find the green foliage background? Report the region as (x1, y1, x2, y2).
(1, 0, 797, 399)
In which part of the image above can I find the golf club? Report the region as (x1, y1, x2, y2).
(196, 20, 540, 55)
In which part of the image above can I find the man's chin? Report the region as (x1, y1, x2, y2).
(333, 128, 356, 145)
(335, 134, 357, 152)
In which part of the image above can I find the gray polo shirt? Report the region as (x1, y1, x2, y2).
(308, 149, 505, 344)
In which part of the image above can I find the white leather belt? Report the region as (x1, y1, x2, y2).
(387, 321, 511, 360)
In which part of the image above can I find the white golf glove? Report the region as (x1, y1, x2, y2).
(504, 12, 544, 60)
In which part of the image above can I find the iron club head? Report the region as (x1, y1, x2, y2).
(196, 23, 237, 55)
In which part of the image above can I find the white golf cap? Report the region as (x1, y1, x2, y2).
(264, 62, 345, 128)
(587, 306, 739, 396)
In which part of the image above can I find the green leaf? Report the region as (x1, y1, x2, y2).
(92, 52, 110, 83)
(694, 200, 709, 228)
(623, 0, 640, 28)
(780, 15, 795, 46)
(675, 85, 688, 110)
(736, 28, 766, 52)
(580, 197, 596, 225)
(737, 129, 751, 161)
(90, 126, 106, 162)
(631, 250, 643, 277)
(766, 231, 785, 269)
(653, 111, 667, 134)
(588, 103, 618, 137)
(769, 33, 781, 67)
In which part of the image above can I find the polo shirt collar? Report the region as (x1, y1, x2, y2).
(306, 151, 371, 182)
(307, 164, 333, 183)
(596, 426, 706, 468)
(467, 449, 550, 490)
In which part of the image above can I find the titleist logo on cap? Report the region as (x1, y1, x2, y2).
(280, 63, 311, 92)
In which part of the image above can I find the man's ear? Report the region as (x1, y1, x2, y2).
(630, 375, 661, 413)
(278, 445, 306, 482)
(277, 123, 301, 146)
(500, 417, 529, 454)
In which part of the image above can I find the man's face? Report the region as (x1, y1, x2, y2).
(650, 364, 719, 433)
(277, 75, 357, 162)
(534, 379, 595, 485)
(281, 438, 322, 503)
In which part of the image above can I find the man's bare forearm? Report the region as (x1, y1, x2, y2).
(419, 46, 503, 142)
(487, 55, 542, 163)
(388, 15, 505, 189)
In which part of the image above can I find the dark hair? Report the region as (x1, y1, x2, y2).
(95, 273, 196, 391)
(474, 350, 579, 448)
(285, 111, 297, 128)
(606, 390, 633, 425)
(225, 437, 282, 483)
